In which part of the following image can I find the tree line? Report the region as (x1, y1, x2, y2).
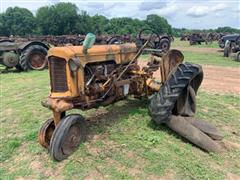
(0, 2, 239, 37)
(0, 3, 171, 36)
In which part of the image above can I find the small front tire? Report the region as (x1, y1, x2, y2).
(49, 114, 87, 161)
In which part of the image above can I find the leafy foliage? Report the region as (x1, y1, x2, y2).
(0, 7, 35, 36)
(36, 3, 79, 35)
(0, 3, 171, 36)
(146, 14, 172, 34)
(0, 2, 239, 36)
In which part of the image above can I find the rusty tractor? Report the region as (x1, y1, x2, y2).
(180, 33, 190, 41)
(0, 39, 49, 71)
(189, 33, 205, 45)
(137, 29, 172, 53)
(222, 34, 240, 61)
(39, 32, 223, 161)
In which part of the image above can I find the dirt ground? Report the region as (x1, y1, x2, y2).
(201, 65, 240, 94)
(139, 61, 240, 94)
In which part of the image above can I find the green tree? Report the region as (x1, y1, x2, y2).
(104, 17, 149, 35)
(75, 11, 93, 35)
(91, 15, 109, 35)
(36, 2, 79, 35)
(0, 7, 36, 36)
(0, 14, 4, 35)
(216, 27, 240, 34)
(145, 14, 172, 34)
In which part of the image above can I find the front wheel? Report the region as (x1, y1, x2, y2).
(49, 114, 87, 161)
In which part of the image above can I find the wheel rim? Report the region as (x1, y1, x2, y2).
(161, 42, 169, 51)
(28, 52, 47, 70)
(61, 123, 81, 155)
(38, 119, 55, 149)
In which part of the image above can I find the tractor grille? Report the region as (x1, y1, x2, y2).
(49, 57, 68, 92)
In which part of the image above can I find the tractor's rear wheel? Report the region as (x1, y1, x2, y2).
(38, 118, 55, 149)
(19, 45, 47, 71)
(148, 63, 203, 124)
(159, 38, 170, 52)
(49, 114, 87, 161)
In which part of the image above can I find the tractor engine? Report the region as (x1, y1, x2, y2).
(84, 62, 118, 96)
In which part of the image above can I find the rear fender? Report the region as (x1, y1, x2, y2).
(18, 41, 50, 52)
(160, 49, 184, 83)
(159, 35, 171, 42)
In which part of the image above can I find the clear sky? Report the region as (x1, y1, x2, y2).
(0, 0, 239, 29)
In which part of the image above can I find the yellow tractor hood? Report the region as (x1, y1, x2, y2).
(48, 43, 138, 66)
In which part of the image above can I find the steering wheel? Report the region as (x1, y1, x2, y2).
(137, 29, 161, 49)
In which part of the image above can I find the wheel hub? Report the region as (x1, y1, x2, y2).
(28, 52, 47, 70)
(61, 124, 81, 155)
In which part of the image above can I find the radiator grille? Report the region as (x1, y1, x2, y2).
(49, 57, 68, 92)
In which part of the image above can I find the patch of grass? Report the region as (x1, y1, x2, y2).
(0, 137, 21, 162)
(172, 38, 219, 48)
(183, 51, 240, 67)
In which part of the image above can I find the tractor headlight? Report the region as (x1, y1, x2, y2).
(69, 57, 80, 71)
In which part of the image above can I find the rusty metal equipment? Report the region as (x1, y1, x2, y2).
(223, 34, 240, 61)
(39, 32, 224, 161)
(0, 40, 49, 71)
(188, 33, 205, 45)
(0, 32, 172, 72)
(180, 32, 225, 45)
(137, 29, 172, 52)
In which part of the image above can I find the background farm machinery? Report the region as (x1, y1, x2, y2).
(220, 34, 240, 61)
(0, 31, 172, 72)
(0, 39, 49, 71)
(180, 32, 225, 45)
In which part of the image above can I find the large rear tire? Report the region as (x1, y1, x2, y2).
(49, 114, 87, 161)
(148, 63, 203, 124)
(19, 45, 47, 71)
(159, 38, 170, 52)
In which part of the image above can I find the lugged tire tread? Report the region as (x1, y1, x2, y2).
(148, 62, 203, 124)
(18, 45, 47, 71)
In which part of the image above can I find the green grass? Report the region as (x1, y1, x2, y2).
(1, 41, 240, 179)
(172, 38, 219, 48)
(183, 51, 240, 67)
